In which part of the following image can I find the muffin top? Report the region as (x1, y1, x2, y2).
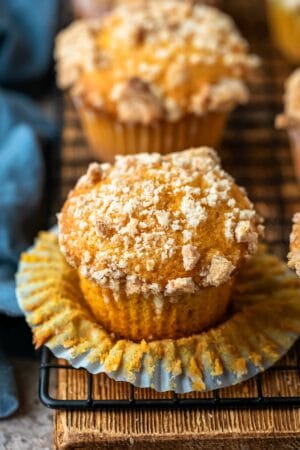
(273, 0, 300, 10)
(58, 148, 263, 297)
(55, 1, 259, 124)
(276, 69, 300, 129)
(288, 213, 300, 277)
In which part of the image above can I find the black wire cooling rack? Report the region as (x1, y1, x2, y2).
(39, 0, 300, 412)
(39, 72, 300, 411)
(39, 91, 300, 410)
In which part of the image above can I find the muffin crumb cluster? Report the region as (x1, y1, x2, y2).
(59, 147, 263, 297)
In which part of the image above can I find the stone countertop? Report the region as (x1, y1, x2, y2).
(0, 359, 52, 450)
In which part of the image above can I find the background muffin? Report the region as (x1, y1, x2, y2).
(58, 147, 263, 341)
(288, 213, 300, 277)
(276, 69, 300, 181)
(55, 1, 259, 161)
(266, 0, 300, 63)
(71, 0, 223, 19)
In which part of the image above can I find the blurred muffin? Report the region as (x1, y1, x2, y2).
(266, 0, 300, 63)
(55, 1, 259, 162)
(288, 213, 300, 277)
(71, 0, 111, 18)
(58, 147, 263, 341)
(71, 0, 222, 19)
(276, 69, 300, 181)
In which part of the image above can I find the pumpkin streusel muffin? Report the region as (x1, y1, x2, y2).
(266, 0, 300, 63)
(288, 213, 300, 277)
(276, 69, 300, 181)
(58, 147, 263, 341)
(55, 1, 259, 162)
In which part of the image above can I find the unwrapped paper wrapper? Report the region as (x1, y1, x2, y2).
(16, 231, 300, 393)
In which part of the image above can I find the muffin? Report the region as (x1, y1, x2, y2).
(55, 1, 259, 162)
(276, 69, 300, 181)
(71, 0, 111, 18)
(58, 147, 263, 342)
(71, 0, 222, 19)
(266, 0, 300, 63)
(288, 213, 300, 277)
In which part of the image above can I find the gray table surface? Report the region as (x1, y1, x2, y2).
(0, 360, 52, 450)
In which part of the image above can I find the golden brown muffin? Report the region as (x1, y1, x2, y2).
(55, 1, 259, 161)
(276, 69, 300, 181)
(288, 213, 300, 277)
(266, 0, 300, 63)
(58, 147, 263, 341)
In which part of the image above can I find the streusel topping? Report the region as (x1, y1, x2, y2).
(55, 1, 259, 123)
(276, 69, 300, 129)
(288, 213, 300, 278)
(58, 148, 263, 296)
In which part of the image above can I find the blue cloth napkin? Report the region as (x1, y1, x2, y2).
(0, 349, 19, 419)
(0, 0, 59, 84)
(0, 89, 58, 317)
(0, 0, 58, 419)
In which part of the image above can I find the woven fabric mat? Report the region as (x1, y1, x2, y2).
(53, 1, 300, 448)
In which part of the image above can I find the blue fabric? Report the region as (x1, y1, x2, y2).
(0, 0, 59, 84)
(0, 0, 59, 419)
(0, 349, 18, 418)
(0, 90, 57, 317)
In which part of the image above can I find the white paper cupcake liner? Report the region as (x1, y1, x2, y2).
(16, 231, 300, 393)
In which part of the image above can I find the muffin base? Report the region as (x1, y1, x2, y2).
(77, 107, 228, 162)
(80, 275, 233, 341)
(16, 231, 300, 393)
(266, 0, 300, 63)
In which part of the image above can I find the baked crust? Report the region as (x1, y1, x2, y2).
(288, 213, 300, 277)
(58, 147, 263, 296)
(276, 69, 300, 129)
(55, 1, 259, 123)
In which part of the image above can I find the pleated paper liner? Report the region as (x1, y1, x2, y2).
(16, 231, 300, 393)
(77, 106, 228, 162)
(288, 129, 300, 183)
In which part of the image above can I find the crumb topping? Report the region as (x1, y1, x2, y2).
(182, 244, 200, 271)
(59, 147, 263, 296)
(204, 255, 235, 287)
(288, 213, 300, 278)
(165, 277, 197, 295)
(55, 1, 259, 123)
(276, 69, 300, 129)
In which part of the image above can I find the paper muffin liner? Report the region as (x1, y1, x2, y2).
(79, 273, 233, 342)
(16, 231, 300, 393)
(77, 106, 228, 162)
(288, 128, 300, 183)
